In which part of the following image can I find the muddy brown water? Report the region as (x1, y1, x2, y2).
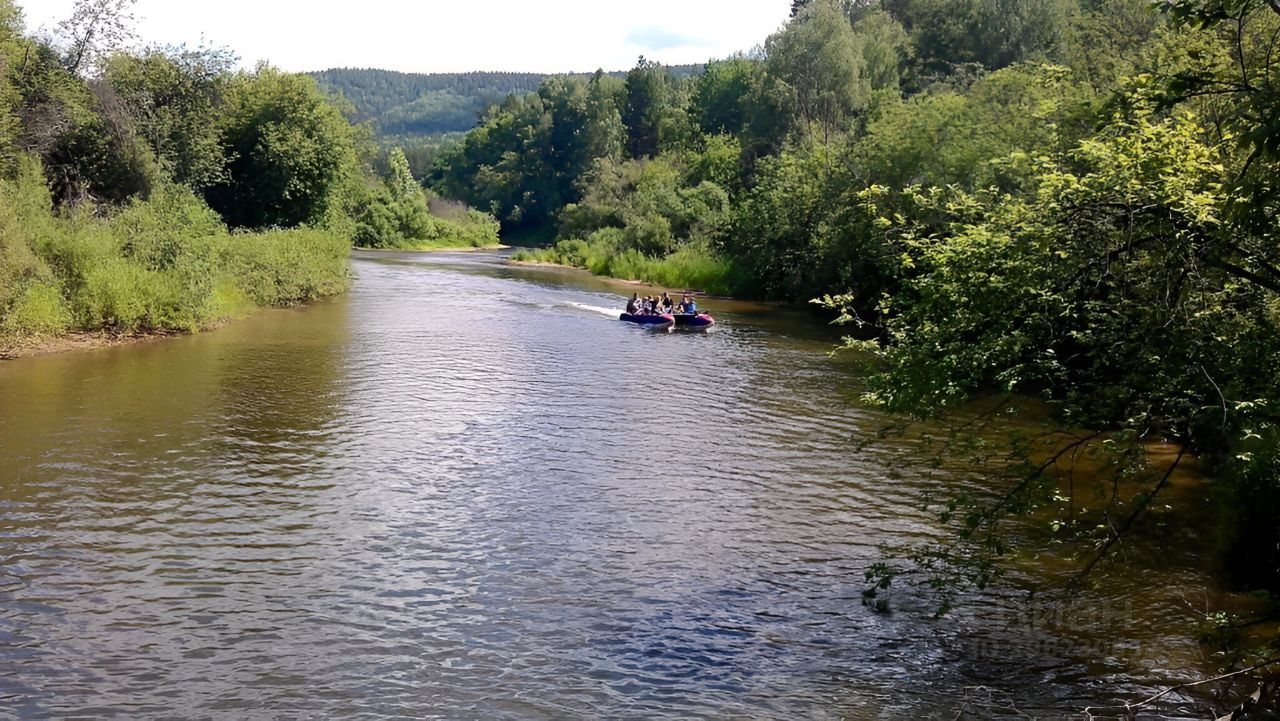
(0, 250, 1235, 719)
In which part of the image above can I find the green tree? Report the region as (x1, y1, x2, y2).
(853, 63, 1093, 190)
(585, 70, 627, 160)
(887, 0, 1073, 76)
(431, 73, 629, 232)
(103, 45, 236, 191)
(740, 71, 797, 160)
(831, 104, 1280, 600)
(385, 146, 419, 200)
(206, 65, 360, 229)
(690, 55, 763, 136)
(852, 9, 910, 92)
(725, 138, 893, 299)
(623, 57, 670, 158)
(765, 0, 870, 134)
(0, 0, 23, 175)
(1158, 0, 1280, 229)
(1058, 0, 1168, 85)
(354, 147, 499, 249)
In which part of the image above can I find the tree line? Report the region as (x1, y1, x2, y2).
(310, 66, 704, 132)
(311, 65, 705, 179)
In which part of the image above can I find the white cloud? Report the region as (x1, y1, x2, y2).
(15, 0, 787, 73)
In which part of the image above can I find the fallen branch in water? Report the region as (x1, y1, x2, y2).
(1082, 656, 1280, 718)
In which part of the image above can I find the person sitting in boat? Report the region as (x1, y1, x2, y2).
(658, 293, 674, 314)
(679, 295, 697, 314)
(626, 293, 640, 314)
(641, 296, 655, 314)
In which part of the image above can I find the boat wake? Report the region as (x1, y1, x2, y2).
(566, 302, 620, 318)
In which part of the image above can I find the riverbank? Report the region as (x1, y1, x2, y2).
(0, 169, 352, 360)
(358, 242, 508, 253)
(0, 329, 188, 360)
(0, 293, 350, 362)
(510, 237, 734, 297)
(507, 257, 744, 301)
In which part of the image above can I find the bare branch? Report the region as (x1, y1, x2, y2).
(56, 0, 139, 75)
(1083, 656, 1280, 716)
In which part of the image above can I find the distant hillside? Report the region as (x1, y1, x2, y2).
(310, 66, 703, 143)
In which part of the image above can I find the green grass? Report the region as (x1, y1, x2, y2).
(401, 242, 505, 250)
(515, 229, 733, 295)
(0, 158, 351, 351)
(352, 197, 502, 251)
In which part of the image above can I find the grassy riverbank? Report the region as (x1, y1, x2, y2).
(351, 208, 501, 251)
(0, 162, 350, 357)
(363, 242, 507, 252)
(0, 2, 506, 360)
(511, 236, 733, 296)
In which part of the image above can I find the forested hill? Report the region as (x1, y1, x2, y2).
(309, 66, 703, 140)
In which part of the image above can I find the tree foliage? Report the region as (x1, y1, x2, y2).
(309, 65, 701, 143)
(623, 57, 672, 158)
(204, 65, 360, 228)
(103, 45, 235, 190)
(765, 0, 871, 134)
(431, 73, 627, 230)
(353, 147, 498, 249)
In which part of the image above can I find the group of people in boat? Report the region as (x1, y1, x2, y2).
(625, 291, 698, 316)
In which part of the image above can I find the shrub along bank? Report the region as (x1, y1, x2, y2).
(0, 160, 350, 352)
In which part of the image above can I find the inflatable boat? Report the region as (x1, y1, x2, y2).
(620, 312, 675, 329)
(673, 313, 715, 329)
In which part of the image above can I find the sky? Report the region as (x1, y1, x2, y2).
(16, 0, 789, 74)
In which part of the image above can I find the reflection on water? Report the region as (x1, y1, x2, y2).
(0, 251, 1223, 718)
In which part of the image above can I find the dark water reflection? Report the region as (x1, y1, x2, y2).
(0, 251, 1222, 718)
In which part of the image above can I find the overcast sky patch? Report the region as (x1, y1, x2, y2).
(624, 25, 711, 51)
(17, 0, 786, 74)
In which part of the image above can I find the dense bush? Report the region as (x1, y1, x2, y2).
(223, 228, 352, 306)
(352, 149, 500, 249)
(517, 230, 731, 295)
(526, 151, 734, 290)
(0, 2, 377, 353)
(0, 159, 350, 350)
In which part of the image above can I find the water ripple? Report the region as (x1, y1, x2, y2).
(0, 252, 1219, 719)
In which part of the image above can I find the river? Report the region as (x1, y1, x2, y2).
(0, 251, 1233, 719)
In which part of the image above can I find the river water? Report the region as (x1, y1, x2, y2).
(0, 251, 1234, 719)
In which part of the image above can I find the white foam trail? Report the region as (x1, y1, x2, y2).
(566, 302, 621, 318)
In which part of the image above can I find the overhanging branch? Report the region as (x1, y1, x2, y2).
(1073, 445, 1188, 583)
(1209, 257, 1280, 295)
